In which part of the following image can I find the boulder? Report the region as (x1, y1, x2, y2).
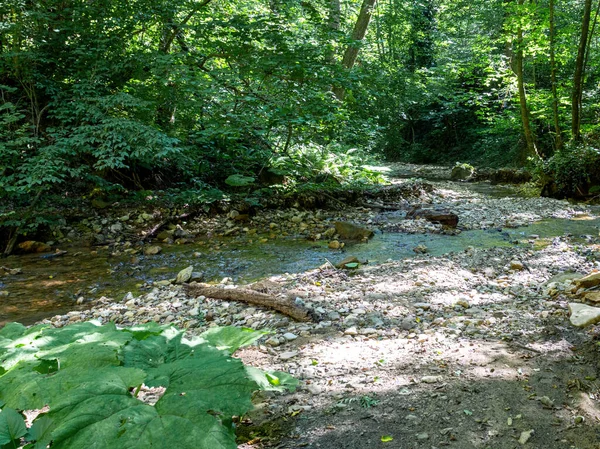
(569, 303, 600, 327)
(336, 256, 360, 269)
(18, 241, 51, 253)
(574, 272, 600, 289)
(328, 240, 342, 249)
(545, 272, 586, 285)
(156, 230, 173, 240)
(175, 266, 194, 284)
(451, 163, 475, 181)
(406, 207, 459, 228)
(143, 245, 162, 256)
(334, 221, 374, 240)
(584, 292, 600, 303)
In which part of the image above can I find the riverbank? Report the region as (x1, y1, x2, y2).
(2, 164, 600, 448)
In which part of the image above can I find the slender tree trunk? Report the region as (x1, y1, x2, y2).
(549, 0, 562, 150)
(333, 0, 378, 100)
(327, 0, 341, 63)
(572, 0, 593, 141)
(515, 0, 537, 159)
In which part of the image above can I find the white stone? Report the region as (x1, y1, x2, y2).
(279, 351, 299, 360)
(421, 375, 442, 384)
(283, 332, 298, 341)
(569, 303, 600, 327)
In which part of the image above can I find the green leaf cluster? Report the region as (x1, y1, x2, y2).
(0, 322, 296, 449)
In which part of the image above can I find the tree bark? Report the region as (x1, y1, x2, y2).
(333, 0, 378, 100)
(514, 0, 538, 159)
(572, 0, 592, 141)
(549, 0, 562, 151)
(327, 0, 341, 63)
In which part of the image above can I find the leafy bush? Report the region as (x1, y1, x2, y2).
(533, 142, 600, 197)
(0, 322, 296, 449)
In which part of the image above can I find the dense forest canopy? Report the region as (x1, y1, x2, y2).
(2, 0, 600, 211)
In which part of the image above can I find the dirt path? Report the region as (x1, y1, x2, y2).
(234, 166, 600, 449)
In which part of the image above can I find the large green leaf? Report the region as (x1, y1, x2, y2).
(245, 366, 299, 392)
(198, 326, 268, 353)
(0, 408, 27, 446)
(0, 322, 293, 449)
(25, 416, 53, 449)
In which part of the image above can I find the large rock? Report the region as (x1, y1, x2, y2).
(569, 303, 600, 327)
(334, 221, 374, 240)
(406, 207, 459, 228)
(336, 256, 360, 269)
(175, 266, 194, 284)
(574, 272, 600, 289)
(451, 163, 475, 181)
(143, 245, 162, 256)
(584, 292, 600, 303)
(18, 241, 51, 253)
(545, 272, 586, 285)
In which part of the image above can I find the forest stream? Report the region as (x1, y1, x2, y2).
(2, 164, 600, 449)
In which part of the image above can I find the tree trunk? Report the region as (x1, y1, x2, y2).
(327, 0, 341, 63)
(515, 0, 538, 159)
(572, 0, 592, 141)
(333, 0, 378, 100)
(549, 0, 562, 151)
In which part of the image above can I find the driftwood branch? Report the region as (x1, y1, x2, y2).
(142, 219, 169, 241)
(141, 210, 200, 241)
(184, 283, 315, 322)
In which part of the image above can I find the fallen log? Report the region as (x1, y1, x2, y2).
(183, 283, 316, 322)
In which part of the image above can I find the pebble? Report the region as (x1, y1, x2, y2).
(144, 245, 162, 255)
(421, 375, 442, 384)
(518, 429, 534, 445)
(401, 318, 416, 330)
(266, 337, 280, 347)
(414, 302, 431, 310)
(306, 385, 322, 395)
(344, 327, 358, 336)
(283, 332, 298, 341)
(279, 351, 299, 360)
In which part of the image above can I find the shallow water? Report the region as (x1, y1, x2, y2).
(2, 211, 599, 326)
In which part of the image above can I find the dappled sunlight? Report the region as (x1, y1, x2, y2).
(362, 165, 391, 173)
(241, 325, 598, 448)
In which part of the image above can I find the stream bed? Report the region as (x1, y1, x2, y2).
(2, 209, 599, 326)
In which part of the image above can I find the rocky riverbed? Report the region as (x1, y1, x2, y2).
(4, 164, 600, 448)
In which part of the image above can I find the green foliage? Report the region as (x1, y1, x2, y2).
(533, 143, 600, 197)
(2, 0, 600, 213)
(225, 175, 256, 188)
(0, 322, 296, 449)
